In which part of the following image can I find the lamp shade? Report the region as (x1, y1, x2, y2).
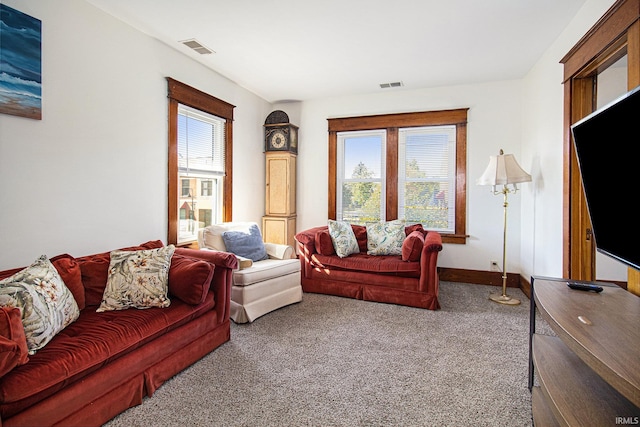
(477, 151, 531, 186)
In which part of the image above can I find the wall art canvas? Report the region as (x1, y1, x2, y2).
(0, 4, 42, 120)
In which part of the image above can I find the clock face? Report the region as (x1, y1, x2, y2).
(270, 131, 286, 149)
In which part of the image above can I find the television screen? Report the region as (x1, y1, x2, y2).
(571, 85, 640, 271)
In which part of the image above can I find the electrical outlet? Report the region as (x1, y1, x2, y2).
(490, 261, 501, 272)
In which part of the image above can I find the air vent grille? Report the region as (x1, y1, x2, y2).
(180, 39, 214, 55)
(379, 81, 404, 89)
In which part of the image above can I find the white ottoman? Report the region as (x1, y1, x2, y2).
(230, 258, 301, 323)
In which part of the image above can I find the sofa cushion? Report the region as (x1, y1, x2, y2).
(0, 256, 80, 355)
(0, 293, 215, 408)
(315, 229, 335, 256)
(328, 220, 360, 258)
(50, 254, 85, 310)
(366, 219, 406, 256)
(351, 224, 368, 253)
(0, 307, 29, 377)
(78, 240, 166, 307)
(168, 254, 214, 305)
(313, 253, 420, 275)
(222, 224, 268, 262)
(97, 246, 175, 312)
(79, 253, 111, 306)
(405, 223, 426, 237)
(231, 258, 300, 287)
(0, 336, 22, 378)
(402, 230, 425, 262)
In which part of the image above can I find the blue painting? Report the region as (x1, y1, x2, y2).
(0, 4, 42, 120)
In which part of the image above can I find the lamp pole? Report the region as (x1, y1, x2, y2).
(489, 184, 521, 305)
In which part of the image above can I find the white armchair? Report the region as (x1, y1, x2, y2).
(197, 222, 302, 323)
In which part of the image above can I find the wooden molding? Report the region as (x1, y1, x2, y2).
(439, 267, 523, 289)
(561, 0, 640, 82)
(328, 109, 468, 132)
(166, 77, 235, 244)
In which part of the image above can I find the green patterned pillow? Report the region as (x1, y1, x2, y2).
(366, 219, 406, 256)
(97, 245, 175, 312)
(328, 220, 360, 258)
(0, 255, 80, 355)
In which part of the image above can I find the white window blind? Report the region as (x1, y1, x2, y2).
(398, 125, 456, 232)
(178, 104, 225, 175)
(336, 130, 386, 224)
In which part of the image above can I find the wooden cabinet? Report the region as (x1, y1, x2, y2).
(263, 151, 296, 247)
(529, 277, 640, 425)
(262, 216, 296, 248)
(265, 152, 296, 216)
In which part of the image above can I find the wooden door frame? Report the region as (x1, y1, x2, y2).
(560, 0, 640, 292)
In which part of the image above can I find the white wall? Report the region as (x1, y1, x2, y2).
(0, 0, 270, 270)
(519, 0, 618, 280)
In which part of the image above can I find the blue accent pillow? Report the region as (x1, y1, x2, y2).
(222, 224, 269, 262)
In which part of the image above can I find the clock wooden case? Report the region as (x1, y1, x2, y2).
(262, 110, 298, 247)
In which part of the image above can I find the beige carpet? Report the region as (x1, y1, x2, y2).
(105, 281, 540, 426)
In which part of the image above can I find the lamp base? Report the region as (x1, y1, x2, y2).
(489, 293, 521, 306)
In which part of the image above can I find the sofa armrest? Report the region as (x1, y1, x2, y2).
(295, 227, 328, 279)
(264, 243, 294, 260)
(295, 226, 327, 253)
(175, 247, 238, 270)
(422, 230, 443, 253)
(174, 247, 237, 323)
(418, 231, 443, 300)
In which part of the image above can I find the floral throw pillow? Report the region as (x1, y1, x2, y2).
(0, 255, 80, 355)
(366, 219, 407, 256)
(97, 245, 175, 312)
(328, 220, 360, 258)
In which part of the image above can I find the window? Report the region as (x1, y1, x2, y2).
(181, 179, 190, 197)
(177, 105, 225, 243)
(328, 109, 467, 244)
(337, 130, 386, 224)
(201, 180, 213, 196)
(398, 126, 456, 233)
(167, 78, 235, 246)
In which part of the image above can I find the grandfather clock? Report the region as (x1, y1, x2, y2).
(262, 110, 297, 248)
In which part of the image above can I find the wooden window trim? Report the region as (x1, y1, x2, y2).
(328, 109, 468, 244)
(167, 77, 235, 246)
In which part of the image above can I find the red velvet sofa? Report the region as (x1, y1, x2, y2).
(295, 224, 443, 310)
(0, 240, 236, 427)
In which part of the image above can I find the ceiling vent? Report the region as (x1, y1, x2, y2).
(180, 39, 215, 55)
(379, 81, 404, 89)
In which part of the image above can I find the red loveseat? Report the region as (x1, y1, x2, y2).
(0, 240, 236, 427)
(295, 224, 443, 310)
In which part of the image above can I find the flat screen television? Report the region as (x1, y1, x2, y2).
(571, 84, 640, 271)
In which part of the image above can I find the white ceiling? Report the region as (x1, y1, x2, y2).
(85, 0, 587, 103)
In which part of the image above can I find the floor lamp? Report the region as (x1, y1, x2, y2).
(477, 149, 531, 306)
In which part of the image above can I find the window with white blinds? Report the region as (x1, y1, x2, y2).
(178, 104, 225, 175)
(177, 103, 225, 244)
(337, 130, 386, 224)
(398, 125, 456, 233)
